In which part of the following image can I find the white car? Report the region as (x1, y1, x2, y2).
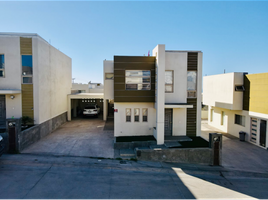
(83, 104, 100, 117)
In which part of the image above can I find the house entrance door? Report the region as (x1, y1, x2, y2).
(260, 120, 267, 147)
(164, 109, 173, 136)
(0, 95, 6, 128)
(250, 118, 257, 143)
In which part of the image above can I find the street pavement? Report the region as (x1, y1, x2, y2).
(0, 153, 268, 199)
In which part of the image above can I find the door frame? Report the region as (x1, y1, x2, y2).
(164, 108, 173, 136)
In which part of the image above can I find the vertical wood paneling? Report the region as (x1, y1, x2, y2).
(186, 98, 197, 136)
(20, 37, 32, 55)
(21, 84, 34, 120)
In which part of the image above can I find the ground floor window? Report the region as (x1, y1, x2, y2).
(134, 108, 139, 122)
(126, 108, 131, 122)
(235, 114, 245, 126)
(142, 108, 148, 122)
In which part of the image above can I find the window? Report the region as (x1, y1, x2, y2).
(105, 73, 114, 80)
(235, 114, 245, 126)
(165, 71, 173, 93)
(211, 109, 214, 122)
(125, 70, 150, 90)
(235, 85, 245, 91)
(142, 108, 148, 122)
(126, 108, 131, 122)
(187, 71, 197, 98)
(0, 55, 4, 77)
(22, 55, 33, 84)
(134, 108, 139, 122)
(221, 111, 225, 125)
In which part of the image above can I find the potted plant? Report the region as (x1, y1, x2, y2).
(21, 116, 34, 128)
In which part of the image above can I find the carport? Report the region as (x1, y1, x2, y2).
(67, 93, 104, 121)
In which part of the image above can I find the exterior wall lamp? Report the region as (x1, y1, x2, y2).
(10, 95, 15, 99)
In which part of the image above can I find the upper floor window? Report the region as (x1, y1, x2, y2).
(165, 71, 173, 93)
(187, 71, 197, 98)
(105, 73, 114, 80)
(22, 55, 33, 84)
(0, 55, 4, 77)
(125, 70, 150, 90)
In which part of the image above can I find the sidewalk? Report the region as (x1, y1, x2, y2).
(201, 120, 268, 173)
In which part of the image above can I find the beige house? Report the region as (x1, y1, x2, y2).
(0, 32, 72, 129)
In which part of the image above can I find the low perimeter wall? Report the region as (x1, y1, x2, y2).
(136, 148, 214, 165)
(18, 112, 67, 152)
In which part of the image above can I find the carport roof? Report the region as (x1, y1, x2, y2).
(68, 93, 104, 99)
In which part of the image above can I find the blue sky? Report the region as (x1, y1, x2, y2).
(1, 1, 267, 84)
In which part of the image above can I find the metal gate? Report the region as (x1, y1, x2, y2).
(164, 109, 173, 136)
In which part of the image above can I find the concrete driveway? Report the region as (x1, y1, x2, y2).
(201, 120, 268, 173)
(22, 117, 114, 158)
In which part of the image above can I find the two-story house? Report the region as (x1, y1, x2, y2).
(203, 72, 268, 150)
(0, 32, 72, 130)
(103, 44, 202, 145)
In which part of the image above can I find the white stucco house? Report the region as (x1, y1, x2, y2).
(103, 44, 203, 145)
(203, 72, 268, 149)
(0, 32, 72, 129)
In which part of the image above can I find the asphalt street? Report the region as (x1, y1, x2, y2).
(0, 154, 268, 199)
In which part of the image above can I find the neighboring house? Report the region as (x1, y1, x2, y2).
(71, 82, 103, 94)
(0, 32, 72, 129)
(103, 44, 202, 145)
(203, 72, 268, 150)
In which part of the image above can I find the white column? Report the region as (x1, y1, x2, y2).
(67, 96, 71, 121)
(103, 99, 107, 121)
(196, 52, 203, 136)
(153, 44, 165, 145)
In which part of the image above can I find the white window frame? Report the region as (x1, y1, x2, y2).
(165, 70, 173, 93)
(142, 108, 148, 122)
(134, 108, 140, 122)
(125, 70, 151, 91)
(126, 108, 131, 122)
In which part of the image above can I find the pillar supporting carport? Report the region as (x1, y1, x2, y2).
(67, 93, 104, 121)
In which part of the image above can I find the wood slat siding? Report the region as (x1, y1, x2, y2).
(114, 56, 156, 102)
(187, 52, 198, 71)
(21, 84, 34, 119)
(186, 52, 198, 136)
(20, 37, 32, 55)
(186, 98, 197, 136)
(243, 75, 250, 111)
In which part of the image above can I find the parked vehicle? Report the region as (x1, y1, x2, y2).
(83, 104, 100, 117)
(0, 135, 5, 157)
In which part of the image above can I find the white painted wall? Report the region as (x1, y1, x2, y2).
(173, 108, 186, 136)
(153, 44, 165, 144)
(0, 35, 22, 118)
(103, 60, 114, 121)
(203, 72, 244, 110)
(165, 52, 187, 103)
(33, 36, 72, 124)
(72, 83, 89, 93)
(114, 102, 156, 137)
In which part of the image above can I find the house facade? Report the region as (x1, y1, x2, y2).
(0, 33, 72, 129)
(203, 72, 268, 149)
(103, 44, 202, 145)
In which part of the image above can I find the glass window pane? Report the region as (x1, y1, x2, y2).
(0, 55, 4, 69)
(0, 70, 4, 77)
(126, 70, 150, 77)
(142, 108, 148, 116)
(126, 84, 137, 90)
(165, 71, 173, 84)
(105, 73, 114, 80)
(134, 108, 139, 116)
(165, 85, 173, 92)
(23, 77, 32, 84)
(126, 77, 142, 84)
(187, 71, 197, 90)
(126, 108, 131, 116)
(140, 84, 150, 90)
(22, 55, 33, 75)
